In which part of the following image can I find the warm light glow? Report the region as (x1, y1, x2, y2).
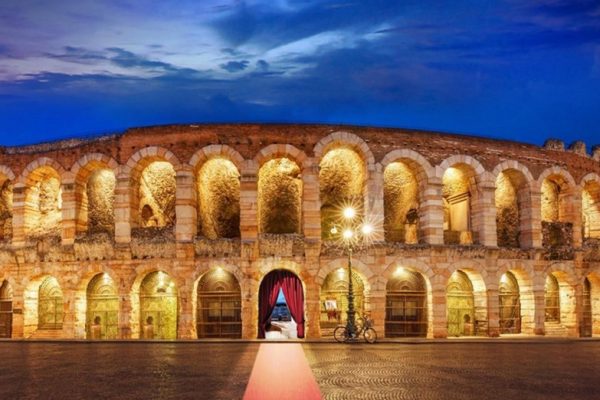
(343, 207, 356, 220)
(330, 226, 338, 235)
(343, 229, 354, 239)
(361, 224, 373, 236)
(500, 273, 507, 284)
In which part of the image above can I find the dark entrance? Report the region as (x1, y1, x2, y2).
(197, 269, 242, 338)
(545, 274, 560, 323)
(581, 277, 593, 337)
(385, 269, 427, 337)
(0, 280, 12, 338)
(258, 269, 304, 339)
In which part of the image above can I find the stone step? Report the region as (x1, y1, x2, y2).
(544, 322, 568, 336)
(28, 329, 64, 339)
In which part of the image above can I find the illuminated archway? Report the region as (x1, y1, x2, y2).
(385, 268, 427, 337)
(0, 280, 12, 338)
(25, 166, 62, 238)
(499, 271, 521, 334)
(38, 276, 63, 330)
(196, 269, 242, 338)
(581, 277, 593, 337)
(442, 164, 478, 245)
(446, 271, 474, 336)
(139, 271, 178, 339)
(545, 274, 560, 323)
(319, 268, 365, 334)
(495, 169, 529, 248)
(86, 273, 119, 339)
(383, 161, 420, 243)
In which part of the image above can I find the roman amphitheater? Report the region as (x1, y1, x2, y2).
(0, 124, 599, 340)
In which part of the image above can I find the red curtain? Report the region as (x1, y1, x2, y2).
(280, 272, 305, 338)
(258, 270, 305, 339)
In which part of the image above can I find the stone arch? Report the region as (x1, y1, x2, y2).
(492, 161, 535, 248)
(23, 274, 66, 337)
(438, 155, 491, 245)
(71, 154, 119, 236)
(20, 160, 65, 238)
(382, 259, 434, 338)
(254, 144, 307, 171)
(192, 148, 242, 239)
(194, 266, 242, 338)
(313, 131, 375, 167)
(497, 261, 535, 334)
(84, 272, 119, 339)
(0, 166, 15, 242)
(446, 261, 488, 337)
(543, 262, 577, 336)
(0, 279, 13, 338)
(316, 258, 374, 292)
(125, 147, 181, 230)
(585, 272, 600, 336)
(381, 150, 434, 244)
(581, 173, 600, 240)
(538, 166, 577, 223)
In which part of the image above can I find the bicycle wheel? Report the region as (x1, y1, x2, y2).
(355, 317, 365, 332)
(334, 325, 349, 343)
(364, 327, 377, 344)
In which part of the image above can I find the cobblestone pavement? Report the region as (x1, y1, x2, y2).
(304, 342, 600, 400)
(0, 342, 258, 400)
(1, 342, 600, 400)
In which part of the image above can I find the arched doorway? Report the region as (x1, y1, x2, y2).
(499, 271, 521, 334)
(197, 269, 242, 338)
(86, 273, 119, 339)
(0, 280, 12, 338)
(38, 277, 63, 330)
(140, 271, 178, 340)
(545, 274, 560, 322)
(258, 269, 304, 339)
(385, 269, 427, 337)
(320, 269, 365, 335)
(447, 271, 474, 337)
(581, 277, 593, 337)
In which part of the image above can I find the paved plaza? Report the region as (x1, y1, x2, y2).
(1, 341, 599, 399)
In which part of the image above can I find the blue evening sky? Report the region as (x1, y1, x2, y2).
(0, 0, 599, 147)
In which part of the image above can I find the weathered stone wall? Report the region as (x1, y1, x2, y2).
(0, 124, 598, 341)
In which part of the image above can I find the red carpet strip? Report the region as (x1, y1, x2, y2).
(243, 343, 322, 400)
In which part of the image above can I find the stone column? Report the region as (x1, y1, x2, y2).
(366, 163, 384, 236)
(240, 161, 259, 259)
(175, 165, 197, 243)
(521, 188, 542, 248)
(533, 288, 546, 335)
(431, 288, 448, 338)
(61, 176, 77, 246)
(487, 289, 500, 337)
(11, 287, 24, 338)
(11, 185, 26, 247)
(177, 286, 195, 339)
(304, 279, 321, 339)
(241, 265, 258, 339)
(302, 158, 321, 242)
(118, 285, 133, 339)
(61, 288, 77, 339)
(369, 288, 386, 336)
(564, 187, 582, 248)
(476, 178, 498, 247)
(114, 169, 131, 245)
(420, 177, 444, 245)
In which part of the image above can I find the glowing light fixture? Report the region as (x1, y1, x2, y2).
(330, 226, 338, 235)
(361, 224, 373, 236)
(343, 207, 356, 220)
(343, 229, 354, 240)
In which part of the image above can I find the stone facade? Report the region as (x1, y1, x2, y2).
(0, 124, 599, 340)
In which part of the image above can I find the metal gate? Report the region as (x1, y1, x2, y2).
(87, 274, 119, 339)
(197, 268, 242, 338)
(385, 269, 427, 337)
(140, 272, 178, 340)
(545, 274, 560, 322)
(581, 278, 593, 337)
(447, 271, 474, 337)
(38, 277, 63, 330)
(320, 269, 365, 331)
(499, 271, 521, 334)
(0, 281, 12, 338)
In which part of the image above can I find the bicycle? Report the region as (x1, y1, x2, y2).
(333, 315, 377, 344)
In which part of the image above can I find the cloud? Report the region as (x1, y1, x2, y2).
(256, 59, 269, 71)
(219, 60, 250, 72)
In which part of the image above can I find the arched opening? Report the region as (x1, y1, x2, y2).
(0, 176, 13, 241)
(319, 268, 365, 335)
(496, 170, 529, 248)
(25, 166, 62, 238)
(385, 268, 427, 337)
(76, 167, 116, 236)
(499, 271, 521, 334)
(258, 269, 304, 339)
(196, 269, 242, 338)
(258, 158, 302, 234)
(384, 161, 420, 244)
(581, 277, 593, 337)
(133, 161, 176, 229)
(545, 274, 560, 323)
(139, 271, 178, 339)
(320, 148, 365, 239)
(442, 164, 477, 245)
(86, 273, 118, 339)
(0, 280, 12, 338)
(541, 174, 573, 250)
(197, 158, 240, 239)
(38, 276, 63, 330)
(446, 270, 475, 336)
(582, 180, 600, 240)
